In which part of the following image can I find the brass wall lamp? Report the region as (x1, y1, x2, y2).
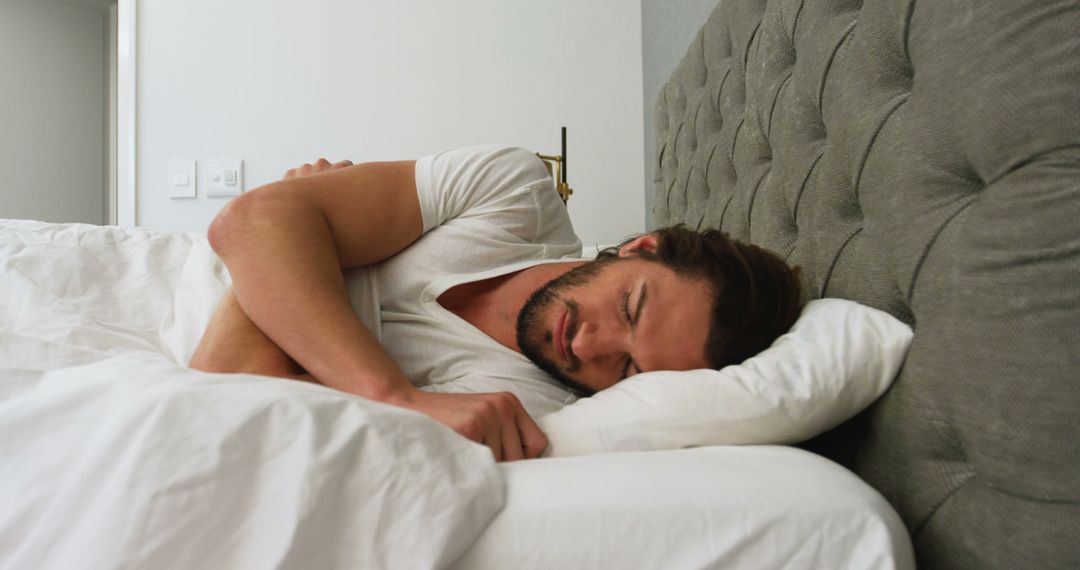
(537, 127, 574, 204)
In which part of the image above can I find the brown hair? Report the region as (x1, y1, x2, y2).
(597, 225, 803, 369)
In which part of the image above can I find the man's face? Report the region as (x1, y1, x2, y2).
(516, 256, 713, 394)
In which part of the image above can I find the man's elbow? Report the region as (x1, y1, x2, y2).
(207, 185, 269, 258)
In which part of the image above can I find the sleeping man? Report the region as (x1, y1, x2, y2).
(190, 146, 802, 461)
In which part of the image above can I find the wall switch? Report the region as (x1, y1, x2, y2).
(206, 159, 244, 197)
(168, 158, 197, 199)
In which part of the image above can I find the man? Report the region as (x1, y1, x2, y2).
(191, 146, 802, 462)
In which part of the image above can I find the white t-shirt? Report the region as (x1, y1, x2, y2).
(344, 146, 583, 417)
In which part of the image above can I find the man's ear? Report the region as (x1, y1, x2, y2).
(618, 233, 659, 257)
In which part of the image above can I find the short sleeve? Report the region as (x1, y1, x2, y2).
(414, 146, 555, 233)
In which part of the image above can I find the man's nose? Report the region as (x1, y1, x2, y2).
(571, 320, 627, 364)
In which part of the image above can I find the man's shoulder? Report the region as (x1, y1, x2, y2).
(416, 144, 577, 243)
(419, 145, 551, 202)
(414, 145, 558, 234)
(433, 145, 549, 179)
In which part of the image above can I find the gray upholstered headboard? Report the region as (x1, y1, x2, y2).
(653, 0, 1080, 568)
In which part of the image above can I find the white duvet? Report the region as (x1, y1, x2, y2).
(0, 219, 503, 569)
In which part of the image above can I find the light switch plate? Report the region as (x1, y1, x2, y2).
(206, 159, 244, 197)
(168, 158, 197, 199)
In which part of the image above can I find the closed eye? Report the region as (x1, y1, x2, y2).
(620, 290, 640, 379)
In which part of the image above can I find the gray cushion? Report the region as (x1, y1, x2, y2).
(653, 0, 1080, 568)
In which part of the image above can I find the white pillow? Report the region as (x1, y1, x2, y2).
(537, 298, 913, 457)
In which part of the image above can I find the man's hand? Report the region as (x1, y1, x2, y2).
(283, 158, 354, 179)
(389, 389, 548, 461)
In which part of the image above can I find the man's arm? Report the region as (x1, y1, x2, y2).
(206, 158, 546, 460)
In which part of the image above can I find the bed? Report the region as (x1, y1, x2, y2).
(1, 218, 912, 569)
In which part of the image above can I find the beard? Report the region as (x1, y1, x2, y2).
(516, 257, 619, 395)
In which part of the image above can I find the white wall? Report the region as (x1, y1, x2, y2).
(0, 0, 107, 224)
(136, 0, 645, 247)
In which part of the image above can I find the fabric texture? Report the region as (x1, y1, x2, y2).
(456, 446, 914, 569)
(360, 145, 583, 417)
(537, 298, 912, 457)
(0, 220, 504, 570)
(653, 0, 1080, 568)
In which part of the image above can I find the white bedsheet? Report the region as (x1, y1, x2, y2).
(0, 219, 503, 569)
(459, 446, 915, 569)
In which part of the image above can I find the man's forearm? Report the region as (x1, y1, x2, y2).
(207, 165, 422, 402)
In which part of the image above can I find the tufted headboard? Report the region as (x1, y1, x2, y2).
(653, 0, 1080, 568)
